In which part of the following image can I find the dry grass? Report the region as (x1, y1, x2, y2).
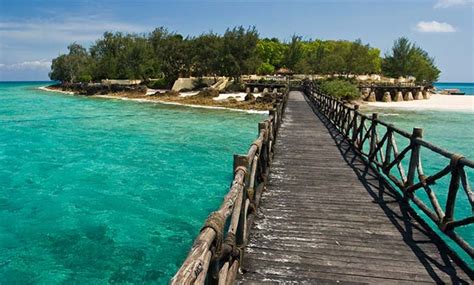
(102, 92, 273, 111)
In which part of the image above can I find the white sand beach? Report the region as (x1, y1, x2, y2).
(366, 94, 474, 112)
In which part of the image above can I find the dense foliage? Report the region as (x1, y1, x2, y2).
(382, 37, 440, 84)
(49, 27, 440, 85)
(319, 79, 360, 100)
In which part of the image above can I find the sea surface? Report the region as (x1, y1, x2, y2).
(0, 82, 265, 283)
(362, 105, 474, 267)
(434, 82, 474, 95)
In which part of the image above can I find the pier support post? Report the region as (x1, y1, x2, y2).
(404, 91, 414, 101)
(394, 91, 404, 102)
(423, 90, 430, 99)
(366, 91, 376, 102)
(415, 91, 423, 100)
(382, 91, 392, 102)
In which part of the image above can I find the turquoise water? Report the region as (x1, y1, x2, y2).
(362, 106, 474, 267)
(434, 82, 474, 95)
(0, 82, 264, 284)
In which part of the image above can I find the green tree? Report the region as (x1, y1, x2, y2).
(220, 26, 259, 79)
(49, 43, 92, 83)
(283, 35, 304, 71)
(189, 33, 223, 77)
(149, 28, 190, 85)
(382, 37, 440, 83)
(256, 38, 287, 73)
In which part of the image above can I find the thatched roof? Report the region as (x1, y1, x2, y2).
(276, 67, 294, 75)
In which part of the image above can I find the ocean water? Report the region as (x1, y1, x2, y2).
(362, 106, 474, 267)
(0, 82, 264, 284)
(434, 82, 474, 95)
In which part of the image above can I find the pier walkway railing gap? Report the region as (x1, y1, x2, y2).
(303, 82, 474, 259)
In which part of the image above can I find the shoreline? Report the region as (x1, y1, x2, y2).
(364, 94, 474, 113)
(94, 95, 268, 114)
(38, 86, 269, 115)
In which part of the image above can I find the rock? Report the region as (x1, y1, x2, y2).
(245, 87, 251, 93)
(196, 88, 219, 98)
(404, 92, 414, 101)
(256, 92, 276, 104)
(263, 88, 269, 93)
(163, 90, 180, 97)
(244, 93, 255, 101)
(253, 87, 259, 93)
(273, 88, 278, 94)
(394, 91, 404, 102)
(382, 92, 392, 102)
(211, 77, 230, 91)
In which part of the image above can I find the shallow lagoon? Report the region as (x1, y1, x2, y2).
(0, 82, 264, 283)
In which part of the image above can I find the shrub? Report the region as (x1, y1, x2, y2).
(146, 78, 169, 89)
(319, 79, 360, 100)
(256, 62, 275, 75)
(225, 82, 244, 93)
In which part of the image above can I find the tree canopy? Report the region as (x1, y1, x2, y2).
(382, 37, 440, 84)
(50, 27, 440, 85)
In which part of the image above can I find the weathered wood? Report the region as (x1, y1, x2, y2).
(406, 128, 423, 188)
(238, 91, 472, 284)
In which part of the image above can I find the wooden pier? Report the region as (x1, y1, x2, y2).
(238, 91, 471, 283)
(172, 87, 473, 284)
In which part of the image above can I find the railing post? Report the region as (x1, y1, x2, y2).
(352, 105, 359, 144)
(406, 128, 423, 197)
(442, 155, 462, 230)
(233, 154, 249, 272)
(369, 113, 378, 160)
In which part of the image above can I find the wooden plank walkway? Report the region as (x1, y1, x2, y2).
(237, 91, 472, 284)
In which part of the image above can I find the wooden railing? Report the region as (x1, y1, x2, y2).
(171, 92, 289, 284)
(303, 82, 474, 259)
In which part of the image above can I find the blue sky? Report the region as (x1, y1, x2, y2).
(0, 0, 472, 81)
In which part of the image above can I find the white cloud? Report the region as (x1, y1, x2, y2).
(0, 60, 52, 70)
(415, 21, 457, 33)
(434, 0, 473, 8)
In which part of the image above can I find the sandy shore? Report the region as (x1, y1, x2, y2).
(94, 95, 268, 114)
(38, 86, 268, 114)
(366, 94, 474, 112)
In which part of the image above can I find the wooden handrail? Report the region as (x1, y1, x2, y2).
(303, 81, 474, 259)
(171, 90, 289, 284)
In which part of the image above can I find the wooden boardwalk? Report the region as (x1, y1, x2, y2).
(238, 91, 472, 284)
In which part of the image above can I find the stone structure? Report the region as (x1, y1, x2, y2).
(394, 91, 404, 102)
(382, 91, 392, 102)
(404, 91, 414, 101)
